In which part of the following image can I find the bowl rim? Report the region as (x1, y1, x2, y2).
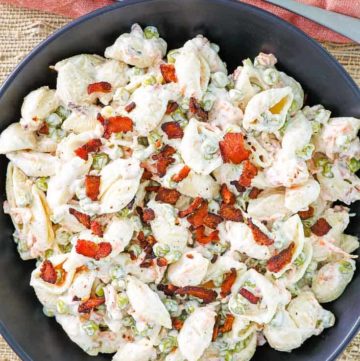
(0, 0, 359, 360)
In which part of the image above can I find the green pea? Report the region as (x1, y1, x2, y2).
(159, 336, 177, 354)
(92, 153, 109, 170)
(82, 321, 99, 336)
(348, 158, 360, 173)
(95, 284, 105, 297)
(35, 177, 49, 192)
(144, 26, 160, 39)
(322, 163, 334, 178)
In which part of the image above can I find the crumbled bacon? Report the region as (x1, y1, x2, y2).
(161, 121, 184, 139)
(90, 221, 103, 237)
(238, 160, 258, 187)
(230, 180, 246, 193)
(219, 203, 243, 222)
(38, 122, 49, 135)
(220, 314, 235, 333)
(160, 63, 177, 83)
(156, 257, 168, 267)
(194, 226, 219, 244)
(85, 175, 100, 201)
(75, 239, 112, 260)
(247, 219, 274, 246)
(69, 208, 91, 228)
(152, 145, 176, 177)
(203, 213, 223, 229)
(142, 208, 155, 222)
(212, 316, 221, 341)
(157, 284, 179, 296)
(145, 185, 160, 193)
(267, 242, 295, 273)
(103, 116, 133, 139)
(172, 318, 184, 331)
(78, 297, 105, 313)
(141, 168, 153, 181)
(165, 100, 179, 114)
(155, 187, 181, 205)
(175, 286, 217, 304)
(249, 187, 263, 199)
(239, 288, 260, 304)
(187, 200, 208, 228)
(178, 197, 203, 218)
(172, 165, 191, 183)
(124, 101, 136, 113)
(298, 206, 314, 220)
(87, 81, 112, 94)
(189, 97, 208, 121)
(40, 260, 57, 284)
(74, 139, 102, 160)
(97, 113, 106, 125)
(139, 258, 154, 268)
(311, 217, 331, 236)
(219, 133, 250, 164)
(220, 268, 237, 298)
(220, 184, 236, 205)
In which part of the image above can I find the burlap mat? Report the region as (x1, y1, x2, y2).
(0, 2, 359, 361)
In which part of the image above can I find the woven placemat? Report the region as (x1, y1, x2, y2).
(0, 2, 359, 361)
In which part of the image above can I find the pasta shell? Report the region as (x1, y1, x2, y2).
(0, 123, 36, 154)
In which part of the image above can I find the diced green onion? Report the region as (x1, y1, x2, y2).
(82, 321, 99, 336)
(153, 243, 170, 257)
(92, 153, 109, 170)
(164, 299, 179, 315)
(44, 249, 53, 259)
(348, 158, 360, 173)
(143, 75, 156, 86)
(296, 143, 315, 160)
(322, 163, 334, 178)
(35, 177, 49, 192)
(55, 105, 71, 120)
(167, 49, 179, 64)
(311, 121, 322, 134)
(116, 294, 129, 309)
(56, 299, 68, 314)
(144, 26, 160, 39)
(165, 250, 182, 263)
(138, 136, 149, 147)
(95, 284, 105, 297)
(122, 316, 135, 327)
(159, 336, 177, 354)
(338, 260, 353, 274)
(59, 243, 72, 254)
(110, 265, 126, 280)
(185, 300, 198, 314)
(45, 113, 63, 127)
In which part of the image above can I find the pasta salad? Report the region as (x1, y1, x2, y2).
(0, 24, 359, 361)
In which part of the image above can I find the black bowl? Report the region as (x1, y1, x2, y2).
(0, 0, 359, 360)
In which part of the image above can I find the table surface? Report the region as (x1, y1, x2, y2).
(0, 2, 359, 361)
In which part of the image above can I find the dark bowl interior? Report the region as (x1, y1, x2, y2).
(0, 0, 359, 360)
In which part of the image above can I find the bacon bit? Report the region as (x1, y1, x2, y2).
(142, 208, 155, 222)
(178, 197, 203, 218)
(124, 102, 136, 113)
(298, 206, 314, 220)
(152, 145, 176, 177)
(145, 185, 160, 193)
(201, 280, 215, 289)
(220, 268, 237, 298)
(78, 297, 105, 313)
(239, 288, 260, 304)
(103, 116, 133, 139)
(74, 139, 102, 160)
(187, 200, 208, 228)
(69, 208, 91, 228)
(87, 81, 112, 94)
(172, 318, 184, 331)
(186, 254, 194, 259)
(194, 226, 219, 244)
(129, 251, 138, 261)
(85, 175, 100, 201)
(155, 187, 181, 205)
(219, 203, 243, 222)
(157, 257, 168, 267)
(40, 260, 57, 284)
(220, 184, 236, 205)
(219, 133, 250, 164)
(203, 213, 223, 229)
(212, 315, 221, 342)
(175, 286, 217, 304)
(267, 242, 295, 273)
(141, 168, 153, 181)
(161, 121, 184, 139)
(166, 100, 179, 114)
(230, 180, 246, 193)
(75, 239, 112, 260)
(220, 314, 235, 333)
(97, 113, 106, 125)
(211, 254, 218, 264)
(140, 258, 154, 268)
(90, 221, 103, 237)
(38, 122, 49, 135)
(247, 219, 274, 246)
(157, 284, 179, 296)
(189, 97, 208, 121)
(160, 63, 177, 83)
(311, 217, 331, 236)
(172, 165, 191, 183)
(238, 160, 258, 187)
(249, 187, 263, 199)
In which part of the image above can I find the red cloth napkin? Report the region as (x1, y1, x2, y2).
(2, 0, 359, 43)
